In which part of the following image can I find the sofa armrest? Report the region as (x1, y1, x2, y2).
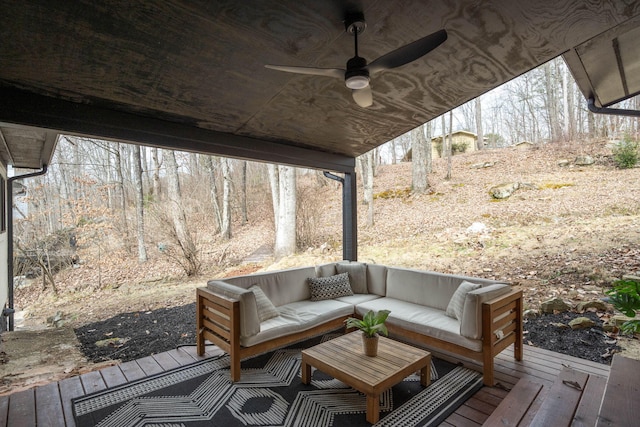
(460, 284, 511, 339)
(206, 280, 260, 337)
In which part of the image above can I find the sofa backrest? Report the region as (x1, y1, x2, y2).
(385, 267, 502, 310)
(223, 266, 316, 307)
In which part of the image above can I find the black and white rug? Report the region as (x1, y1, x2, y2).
(73, 335, 483, 427)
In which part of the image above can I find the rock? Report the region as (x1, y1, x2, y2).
(523, 309, 540, 319)
(558, 159, 570, 167)
(551, 322, 570, 329)
(95, 337, 130, 348)
(540, 297, 572, 313)
(466, 222, 489, 234)
(569, 317, 596, 329)
(609, 315, 636, 327)
(490, 182, 520, 199)
(471, 161, 495, 169)
(576, 300, 609, 312)
(575, 155, 595, 166)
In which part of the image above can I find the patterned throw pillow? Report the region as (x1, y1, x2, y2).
(308, 273, 354, 301)
(249, 285, 279, 322)
(445, 280, 482, 320)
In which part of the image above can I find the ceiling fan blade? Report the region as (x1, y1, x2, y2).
(367, 29, 447, 75)
(352, 86, 373, 108)
(265, 65, 344, 79)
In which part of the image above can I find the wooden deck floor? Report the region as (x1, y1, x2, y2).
(0, 344, 610, 426)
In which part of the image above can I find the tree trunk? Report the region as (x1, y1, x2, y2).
(446, 112, 453, 180)
(203, 155, 222, 232)
(240, 160, 248, 224)
(425, 122, 433, 173)
(411, 125, 429, 194)
(269, 165, 296, 259)
(441, 115, 449, 179)
(132, 145, 148, 262)
(364, 151, 374, 226)
(475, 96, 484, 150)
(163, 150, 199, 275)
(115, 143, 129, 238)
(221, 157, 232, 239)
(151, 147, 162, 198)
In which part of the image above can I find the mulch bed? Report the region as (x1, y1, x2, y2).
(75, 304, 621, 365)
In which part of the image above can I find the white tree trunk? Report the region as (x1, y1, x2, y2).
(272, 165, 296, 259)
(411, 125, 429, 194)
(132, 145, 147, 262)
(221, 157, 232, 239)
(203, 155, 222, 232)
(475, 96, 484, 150)
(365, 151, 374, 226)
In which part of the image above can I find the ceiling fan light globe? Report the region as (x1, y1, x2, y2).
(345, 75, 370, 89)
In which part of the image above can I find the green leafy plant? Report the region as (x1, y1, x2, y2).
(612, 137, 639, 169)
(345, 310, 391, 338)
(606, 279, 640, 334)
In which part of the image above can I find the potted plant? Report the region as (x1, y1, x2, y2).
(345, 310, 391, 357)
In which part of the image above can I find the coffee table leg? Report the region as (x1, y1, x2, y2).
(301, 360, 311, 384)
(366, 394, 380, 424)
(421, 360, 431, 387)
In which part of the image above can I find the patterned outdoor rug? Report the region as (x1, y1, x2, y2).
(73, 335, 483, 427)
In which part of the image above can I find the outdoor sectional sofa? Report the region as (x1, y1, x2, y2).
(196, 261, 523, 385)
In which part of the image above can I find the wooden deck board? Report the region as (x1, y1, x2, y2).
(78, 370, 106, 395)
(0, 394, 8, 427)
(596, 355, 640, 427)
(0, 344, 612, 426)
(99, 364, 128, 388)
(34, 381, 65, 427)
(118, 359, 147, 381)
(7, 388, 35, 427)
(58, 376, 84, 427)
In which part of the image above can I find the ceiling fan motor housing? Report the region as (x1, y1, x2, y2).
(345, 56, 370, 89)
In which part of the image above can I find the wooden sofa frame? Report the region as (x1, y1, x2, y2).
(196, 286, 523, 385)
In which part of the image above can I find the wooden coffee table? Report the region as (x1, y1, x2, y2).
(301, 332, 431, 423)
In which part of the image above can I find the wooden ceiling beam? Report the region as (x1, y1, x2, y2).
(0, 87, 355, 173)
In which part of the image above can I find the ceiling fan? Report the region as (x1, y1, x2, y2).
(265, 12, 447, 108)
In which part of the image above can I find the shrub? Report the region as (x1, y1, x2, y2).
(613, 137, 639, 169)
(606, 279, 640, 334)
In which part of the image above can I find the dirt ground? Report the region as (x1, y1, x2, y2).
(3, 140, 640, 394)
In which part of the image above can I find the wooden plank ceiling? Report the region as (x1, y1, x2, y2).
(0, 0, 639, 170)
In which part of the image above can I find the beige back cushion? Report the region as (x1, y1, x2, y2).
(366, 263, 387, 296)
(315, 263, 337, 277)
(206, 280, 260, 337)
(385, 267, 502, 310)
(336, 261, 368, 294)
(460, 284, 511, 339)
(224, 266, 316, 307)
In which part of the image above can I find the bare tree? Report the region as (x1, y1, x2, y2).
(240, 160, 248, 224)
(268, 165, 296, 259)
(411, 124, 430, 193)
(360, 151, 375, 226)
(151, 147, 162, 198)
(221, 157, 232, 239)
(132, 145, 147, 262)
(475, 96, 484, 150)
(203, 155, 222, 232)
(163, 149, 199, 275)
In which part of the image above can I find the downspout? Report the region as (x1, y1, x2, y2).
(4, 165, 48, 331)
(587, 97, 640, 117)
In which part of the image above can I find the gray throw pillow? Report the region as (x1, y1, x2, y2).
(308, 273, 354, 301)
(249, 285, 279, 322)
(336, 262, 368, 294)
(446, 280, 482, 320)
